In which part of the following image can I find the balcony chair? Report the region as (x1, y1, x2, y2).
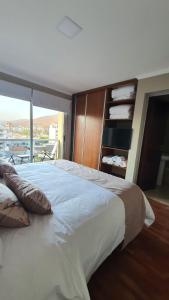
(38, 142, 58, 162)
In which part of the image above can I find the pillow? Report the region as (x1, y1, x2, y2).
(4, 173, 52, 215)
(0, 160, 17, 178)
(0, 183, 30, 228)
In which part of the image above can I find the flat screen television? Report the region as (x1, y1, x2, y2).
(102, 128, 132, 150)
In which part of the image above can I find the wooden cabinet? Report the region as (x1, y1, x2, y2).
(83, 90, 106, 169)
(72, 79, 137, 176)
(73, 90, 106, 169)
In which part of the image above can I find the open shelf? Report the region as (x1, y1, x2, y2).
(99, 80, 137, 179)
(101, 161, 126, 170)
(100, 162, 126, 178)
(102, 145, 129, 152)
(105, 118, 132, 121)
(106, 99, 135, 105)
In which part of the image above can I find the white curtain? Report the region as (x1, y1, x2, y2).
(32, 90, 71, 114)
(0, 80, 32, 101)
(32, 90, 72, 159)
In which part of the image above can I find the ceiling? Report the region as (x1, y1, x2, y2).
(0, 0, 169, 95)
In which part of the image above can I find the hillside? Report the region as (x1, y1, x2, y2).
(10, 114, 58, 128)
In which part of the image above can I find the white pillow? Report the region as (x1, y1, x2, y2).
(0, 183, 18, 203)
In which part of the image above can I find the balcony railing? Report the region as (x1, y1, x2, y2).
(0, 138, 59, 165)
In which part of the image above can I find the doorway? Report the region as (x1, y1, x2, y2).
(137, 94, 169, 204)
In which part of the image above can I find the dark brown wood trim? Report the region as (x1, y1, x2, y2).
(70, 94, 76, 160)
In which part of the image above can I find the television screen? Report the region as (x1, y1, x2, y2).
(102, 128, 132, 149)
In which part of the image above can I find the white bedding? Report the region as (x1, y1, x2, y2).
(0, 162, 126, 300)
(0, 162, 155, 300)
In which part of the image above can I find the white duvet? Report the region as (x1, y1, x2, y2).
(0, 162, 154, 300)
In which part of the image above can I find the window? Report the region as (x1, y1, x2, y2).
(0, 95, 64, 164)
(0, 95, 31, 164)
(33, 106, 64, 161)
(0, 79, 71, 163)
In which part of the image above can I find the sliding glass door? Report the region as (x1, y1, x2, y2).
(0, 95, 31, 164)
(0, 94, 65, 164)
(32, 106, 64, 162)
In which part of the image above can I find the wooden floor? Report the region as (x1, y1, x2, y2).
(88, 199, 169, 300)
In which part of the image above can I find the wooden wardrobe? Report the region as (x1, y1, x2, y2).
(73, 89, 106, 169)
(72, 79, 137, 173)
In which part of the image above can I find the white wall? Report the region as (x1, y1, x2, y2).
(126, 73, 169, 183)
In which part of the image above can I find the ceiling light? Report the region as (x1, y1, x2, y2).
(57, 16, 82, 39)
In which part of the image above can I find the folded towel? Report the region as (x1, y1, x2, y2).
(112, 93, 134, 101)
(109, 104, 133, 115)
(109, 113, 132, 120)
(102, 156, 115, 164)
(102, 156, 127, 168)
(111, 85, 135, 100)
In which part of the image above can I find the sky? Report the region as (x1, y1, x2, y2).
(0, 95, 58, 121)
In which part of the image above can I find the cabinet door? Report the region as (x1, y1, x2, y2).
(73, 94, 86, 164)
(83, 90, 106, 169)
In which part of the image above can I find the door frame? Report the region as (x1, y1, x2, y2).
(136, 90, 169, 184)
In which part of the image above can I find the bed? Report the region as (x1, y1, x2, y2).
(0, 159, 155, 300)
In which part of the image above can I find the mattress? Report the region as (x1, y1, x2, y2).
(0, 160, 155, 300)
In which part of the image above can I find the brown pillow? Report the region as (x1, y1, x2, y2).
(0, 183, 30, 228)
(4, 173, 52, 215)
(0, 160, 17, 178)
